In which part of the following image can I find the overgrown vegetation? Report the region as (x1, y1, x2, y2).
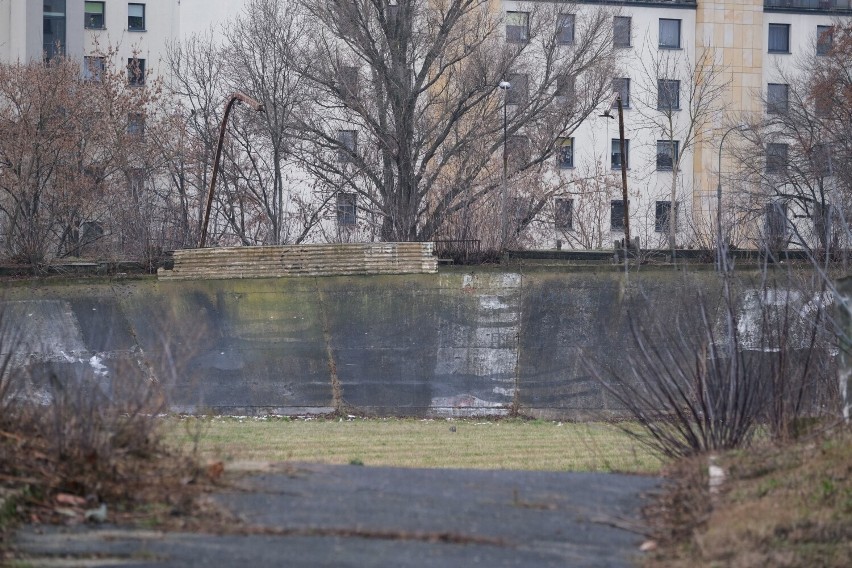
(0, 310, 206, 559)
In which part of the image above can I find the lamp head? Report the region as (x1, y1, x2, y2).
(499, 81, 511, 89)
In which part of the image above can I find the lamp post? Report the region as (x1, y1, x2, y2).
(499, 80, 511, 248)
(198, 92, 265, 248)
(716, 123, 747, 271)
(600, 94, 630, 251)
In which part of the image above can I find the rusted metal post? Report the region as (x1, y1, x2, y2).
(198, 92, 264, 248)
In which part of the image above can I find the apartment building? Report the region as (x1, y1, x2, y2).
(506, 0, 851, 250)
(0, 1, 179, 80)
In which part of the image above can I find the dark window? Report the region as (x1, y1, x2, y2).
(611, 138, 629, 169)
(657, 79, 680, 111)
(556, 13, 575, 45)
(766, 143, 788, 174)
(337, 130, 357, 162)
(127, 168, 145, 195)
(557, 137, 573, 169)
(43, 0, 67, 60)
(659, 19, 681, 49)
(655, 201, 675, 233)
(764, 202, 788, 242)
(556, 74, 575, 98)
(611, 200, 625, 231)
(812, 143, 832, 177)
(507, 135, 530, 171)
(656, 140, 680, 170)
(817, 25, 833, 56)
(128, 3, 145, 31)
(767, 83, 789, 114)
(506, 11, 529, 43)
(83, 56, 105, 81)
(127, 113, 145, 137)
(506, 73, 528, 105)
(511, 197, 532, 225)
(612, 77, 630, 108)
(85, 2, 105, 29)
(555, 198, 573, 230)
(614, 16, 631, 48)
(127, 58, 146, 86)
(338, 65, 359, 100)
(336, 193, 357, 226)
(768, 23, 790, 53)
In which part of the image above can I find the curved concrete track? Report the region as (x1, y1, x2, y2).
(13, 464, 659, 567)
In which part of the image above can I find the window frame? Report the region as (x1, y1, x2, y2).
(336, 192, 357, 227)
(127, 57, 146, 86)
(84, 1, 105, 29)
(128, 3, 146, 32)
(816, 25, 833, 56)
(655, 201, 676, 233)
(610, 199, 626, 231)
(768, 23, 790, 54)
(83, 55, 105, 81)
(611, 138, 629, 170)
(659, 19, 681, 49)
(554, 198, 573, 231)
(507, 134, 530, 171)
(506, 11, 529, 44)
(656, 140, 680, 171)
(555, 74, 575, 99)
(767, 83, 789, 114)
(127, 113, 145, 137)
(557, 137, 574, 169)
(556, 13, 575, 45)
(506, 73, 529, 106)
(766, 142, 789, 174)
(657, 79, 680, 111)
(337, 130, 358, 163)
(613, 16, 631, 48)
(612, 77, 630, 109)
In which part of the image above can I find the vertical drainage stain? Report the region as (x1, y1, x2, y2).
(315, 279, 344, 414)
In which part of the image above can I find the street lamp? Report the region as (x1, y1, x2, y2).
(499, 80, 511, 247)
(198, 92, 265, 248)
(600, 93, 630, 251)
(716, 123, 747, 272)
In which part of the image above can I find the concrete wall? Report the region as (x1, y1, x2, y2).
(0, 267, 801, 419)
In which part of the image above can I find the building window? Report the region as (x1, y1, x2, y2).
(557, 137, 574, 169)
(611, 200, 625, 231)
(556, 74, 575, 99)
(659, 19, 681, 49)
(556, 13, 575, 45)
(337, 130, 357, 162)
(127, 113, 145, 137)
(84, 2, 105, 29)
(767, 83, 789, 114)
(507, 135, 530, 171)
(655, 201, 676, 233)
(506, 73, 529, 105)
(83, 56, 105, 81)
(338, 65, 359, 100)
(614, 16, 631, 48)
(555, 198, 573, 230)
(612, 77, 630, 108)
(506, 11, 529, 43)
(128, 3, 145, 31)
(611, 139, 629, 169)
(812, 143, 832, 177)
(336, 193, 357, 226)
(656, 140, 680, 171)
(766, 143, 788, 174)
(657, 79, 680, 111)
(816, 25, 833, 56)
(127, 168, 145, 196)
(768, 23, 790, 53)
(764, 202, 788, 243)
(511, 197, 532, 225)
(127, 58, 146, 86)
(43, 0, 67, 60)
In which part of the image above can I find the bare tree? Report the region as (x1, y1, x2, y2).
(288, 0, 616, 245)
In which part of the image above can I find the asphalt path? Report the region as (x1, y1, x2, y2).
(13, 464, 659, 567)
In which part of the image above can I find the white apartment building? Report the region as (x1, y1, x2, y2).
(0, 1, 179, 80)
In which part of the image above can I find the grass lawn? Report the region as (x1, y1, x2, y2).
(165, 416, 661, 473)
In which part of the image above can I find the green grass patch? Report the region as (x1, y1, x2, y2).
(165, 416, 661, 473)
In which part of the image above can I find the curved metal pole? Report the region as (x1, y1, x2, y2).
(198, 92, 264, 248)
(716, 124, 745, 272)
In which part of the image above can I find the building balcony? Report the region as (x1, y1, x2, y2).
(765, 0, 852, 13)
